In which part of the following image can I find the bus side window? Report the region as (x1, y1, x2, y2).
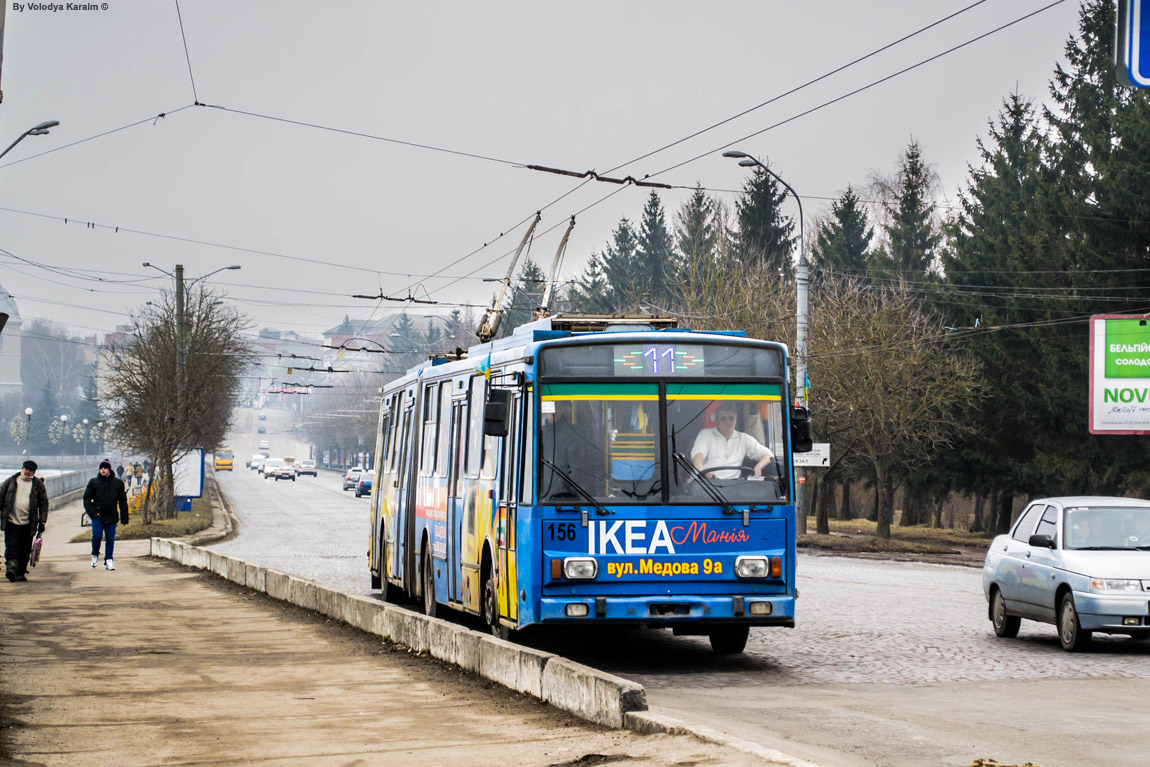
(436, 382, 452, 477)
(450, 400, 465, 497)
(466, 376, 485, 477)
(395, 406, 412, 490)
(520, 393, 533, 504)
(379, 413, 391, 467)
(500, 396, 519, 499)
(387, 394, 401, 472)
(421, 382, 438, 476)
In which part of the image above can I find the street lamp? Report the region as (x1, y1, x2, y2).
(0, 120, 60, 161)
(24, 408, 32, 458)
(723, 149, 810, 519)
(59, 414, 68, 458)
(82, 418, 89, 459)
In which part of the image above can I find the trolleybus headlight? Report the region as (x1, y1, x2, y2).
(565, 603, 590, 617)
(735, 556, 768, 579)
(563, 557, 598, 580)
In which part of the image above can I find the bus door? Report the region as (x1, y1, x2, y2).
(446, 385, 467, 605)
(494, 371, 524, 622)
(395, 387, 419, 593)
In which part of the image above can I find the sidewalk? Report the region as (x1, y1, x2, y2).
(0, 500, 770, 767)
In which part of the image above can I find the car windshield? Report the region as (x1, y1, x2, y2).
(1065, 506, 1150, 549)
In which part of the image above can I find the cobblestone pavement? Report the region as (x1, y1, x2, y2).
(215, 418, 1149, 767)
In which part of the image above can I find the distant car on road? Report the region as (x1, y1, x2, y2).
(258, 440, 269, 450)
(262, 458, 283, 479)
(249, 454, 264, 471)
(343, 467, 364, 491)
(258, 413, 267, 421)
(296, 460, 317, 477)
(257, 426, 267, 434)
(983, 496, 1150, 651)
(274, 462, 296, 481)
(355, 469, 374, 498)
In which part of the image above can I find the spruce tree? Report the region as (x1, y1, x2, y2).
(501, 258, 546, 336)
(811, 185, 873, 279)
(734, 166, 795, 277)
(636, 191, 678, 311)
(569, 253, 613, 313)
(870, 140, 940, 281)
(675, 184, 716, 264)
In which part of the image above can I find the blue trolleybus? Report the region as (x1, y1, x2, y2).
(368, 315, 812, 653)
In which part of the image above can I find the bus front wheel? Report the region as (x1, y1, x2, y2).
(709, 625, 750, 654)
(482, 554, 509, 640)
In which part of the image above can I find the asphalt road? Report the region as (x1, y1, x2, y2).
(216, 408, 1150, 767)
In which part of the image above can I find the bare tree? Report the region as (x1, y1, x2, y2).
(21, 318, 88, 406)
(806, 277, 980, 538)
(103, 288, 252, 521)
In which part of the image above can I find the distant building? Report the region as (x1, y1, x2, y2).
(0, 285, 23, 397)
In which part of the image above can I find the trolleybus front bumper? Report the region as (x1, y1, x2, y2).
(538, 594, 794, 627)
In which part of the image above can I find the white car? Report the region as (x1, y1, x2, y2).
(983, 496, 1150, 651)
(262, 458, 283, 479)
(258, 440, 269, 450)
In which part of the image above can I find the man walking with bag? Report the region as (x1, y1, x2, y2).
(1, 460, 49, 582)
(83, 459, 128, 571)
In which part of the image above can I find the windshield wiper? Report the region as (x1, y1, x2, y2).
(672, 452, 737, 516)
(1072, 546, 1128, 550)
(540, 458, 614, 516)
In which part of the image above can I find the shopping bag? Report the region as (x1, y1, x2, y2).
(30, 534, 42, 567)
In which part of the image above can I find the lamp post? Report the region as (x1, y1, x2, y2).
(0, 120, 59, 161)
(82, 418, 89, 459)
(24, 407, 32, 458)
(723, 150, 809, 525)
(59, 414, 67, 458)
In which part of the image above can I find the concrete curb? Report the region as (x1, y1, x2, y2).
(625, 712, 824, 767)
(148, 539, 648, 729)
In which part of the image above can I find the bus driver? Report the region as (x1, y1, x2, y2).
(691, 402, 774, 480)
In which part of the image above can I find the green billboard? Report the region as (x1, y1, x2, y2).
(1103, 319, 1150, 378)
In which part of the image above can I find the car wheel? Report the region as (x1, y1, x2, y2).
(991, 588, 1021, 638)
(422, 544, 438, 617)
(709, 625, 750, 654)
(1059, 592, 1092, 652)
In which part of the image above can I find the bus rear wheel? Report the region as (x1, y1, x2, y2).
(709, 625, 750, 654)
(421, 543, 438, 618)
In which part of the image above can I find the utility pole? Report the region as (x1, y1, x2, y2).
(795, 251, 809, 531)
(175, 264, 187, 411)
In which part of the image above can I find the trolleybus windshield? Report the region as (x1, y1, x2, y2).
(538, 342, 787, 504)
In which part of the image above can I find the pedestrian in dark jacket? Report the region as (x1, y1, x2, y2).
(1, 460, 49, 582)
(82, 459, 128, 571)
(115, 463, 124, 480)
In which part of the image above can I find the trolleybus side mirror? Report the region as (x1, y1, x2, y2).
(791, 405, 813, 453)
(484, 389, 512, 437)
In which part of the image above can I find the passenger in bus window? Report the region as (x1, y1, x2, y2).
(540, 401, 585, 497)
(691, 402, 774, 480)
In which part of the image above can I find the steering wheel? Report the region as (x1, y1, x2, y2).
(697, 465, 756, 480)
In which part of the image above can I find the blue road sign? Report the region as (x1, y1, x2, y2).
(1117, 0, 1150, 87)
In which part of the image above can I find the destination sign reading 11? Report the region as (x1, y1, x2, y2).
(614, 344, 706, 376)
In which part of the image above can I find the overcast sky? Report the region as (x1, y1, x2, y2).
(0, 0, 1083, 340)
